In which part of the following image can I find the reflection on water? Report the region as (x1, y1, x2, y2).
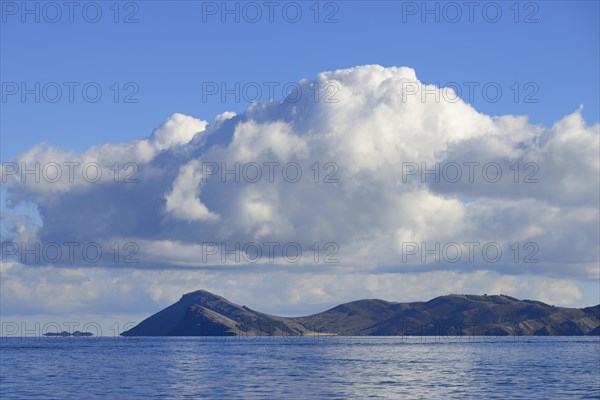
(1, 337, 599, 399)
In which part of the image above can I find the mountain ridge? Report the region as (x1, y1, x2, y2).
(121, 291, 600, 336)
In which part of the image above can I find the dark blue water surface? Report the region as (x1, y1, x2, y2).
(1, 336, 599, 399)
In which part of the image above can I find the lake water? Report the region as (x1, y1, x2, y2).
(1, 336, 599, 399)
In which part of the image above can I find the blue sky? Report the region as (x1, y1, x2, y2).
(1, 1, 598, 158)
(1, 1, 599, 324)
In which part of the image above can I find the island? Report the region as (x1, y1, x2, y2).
(121, 290, 600, 337)
(43, 331, 94, 337)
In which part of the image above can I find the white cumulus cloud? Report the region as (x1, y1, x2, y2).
(2, 65, 598, 316)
